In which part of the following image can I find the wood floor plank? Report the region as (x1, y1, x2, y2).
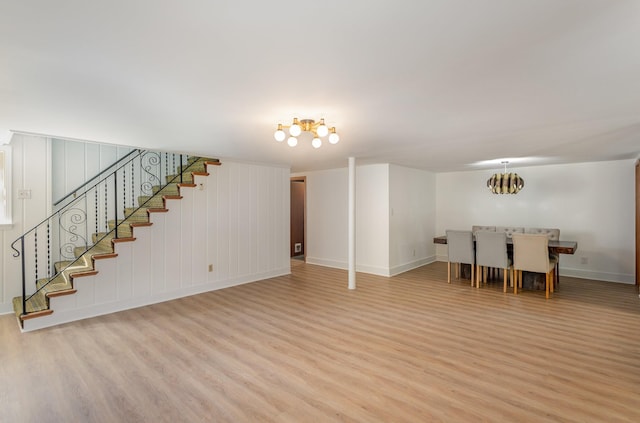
(2, 261, 640, 422)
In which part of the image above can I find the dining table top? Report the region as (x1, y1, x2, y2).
(433, 235, 578, 255)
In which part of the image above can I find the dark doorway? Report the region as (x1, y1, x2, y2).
(291, 177, 306, 259)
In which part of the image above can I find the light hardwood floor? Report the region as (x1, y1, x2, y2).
(1, 261, 639, 422)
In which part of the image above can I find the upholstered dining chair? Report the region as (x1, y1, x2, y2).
(512, 233, 558, 299)
(446, 230, 475, 286)
(475, 231, 513, 292)
(471, 226, 499, 280)
(527, 228, 561, 287)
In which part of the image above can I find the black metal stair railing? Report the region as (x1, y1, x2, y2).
(10, 150, 194, 317)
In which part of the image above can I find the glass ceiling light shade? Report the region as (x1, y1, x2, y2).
(273, 117, 339, 148)
(316, 118, 329, 137)
(328, 127, 340, 144)
(487, 161, 524, 194)
(289, 118, 302, 136)
(274, 124, 286, 142)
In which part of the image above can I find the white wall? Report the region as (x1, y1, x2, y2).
(355, 164, 390, 275)
(0, 134, 52, 313)
(389, 164, 437, 275)
(305, 167, 349, 269)
(435, 160, 636, 283)
(302, 163, 436, 277)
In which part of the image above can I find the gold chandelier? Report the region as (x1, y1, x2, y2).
(487, 161, 524, 194)
(274, 118, 340, 148)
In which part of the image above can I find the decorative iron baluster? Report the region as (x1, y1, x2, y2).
(131, 160, 135, 208)
(164, 153, 168, 186)
(21, 237, 26, 316)
(114, 174, 118, 239)
(180, 154, 184, 183)
(59, 208, 88, 260)
(104, 181, 108, 232)
(34, 231, 38, 282)
(123, 163, 126, 212)
(47, 222, 51, 277)
(94, 186, 98, 235)
(172, 154, 176, 180)
(140, 152, 161, 196)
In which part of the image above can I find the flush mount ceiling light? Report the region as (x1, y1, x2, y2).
(274, 118, 340, 148)
(487, 161, 524, 194)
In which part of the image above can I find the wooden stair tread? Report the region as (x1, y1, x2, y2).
(47, 289, 77, 298)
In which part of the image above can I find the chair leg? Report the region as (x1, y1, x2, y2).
(447, 261, 451, 283)
(510, 268, 515, 292)
(456, 263, 460, 279)
(503, 267, 508, 293)
(470, 264, 475, 287)
(514, 270, 520, 294)
(550, 268, 555, 293)
(476, 265, 481, 288)
(545, 272, 550, 299)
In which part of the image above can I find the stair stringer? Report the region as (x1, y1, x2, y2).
(20, 163, 289, 331)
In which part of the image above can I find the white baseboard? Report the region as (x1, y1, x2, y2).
(305, 257, 347, 270)
(389, 256, 437, 277)
(306, 256, 437, 278)
(559, 267, 635, 284)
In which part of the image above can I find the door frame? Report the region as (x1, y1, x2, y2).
(636, 160, 639, 286)
(290, 176, 306, 260)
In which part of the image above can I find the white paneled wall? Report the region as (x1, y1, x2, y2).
(51, 138, 133, 204)
(0, 135, 52, 314)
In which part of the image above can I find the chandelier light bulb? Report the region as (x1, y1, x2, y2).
(316, 119, 329, 137)
(287, 136, 298, 147)
(312, 137, 322, 148)
(274, 124, 286, 142)
(328, 127, 340, 144)
(289, 118, 302, 137)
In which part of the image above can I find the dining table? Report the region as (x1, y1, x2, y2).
(433, 235, 578, 290)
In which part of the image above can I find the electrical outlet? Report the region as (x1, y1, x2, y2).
(580, 257, 588, 265)
(208, 264, 213, 272)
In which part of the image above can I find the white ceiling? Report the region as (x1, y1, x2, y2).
(1, 0, 639, 172)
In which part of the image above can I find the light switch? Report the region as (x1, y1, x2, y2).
(18, 189, 31, 199)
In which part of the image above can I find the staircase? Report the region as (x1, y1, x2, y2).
(11, 153, 220, 329)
